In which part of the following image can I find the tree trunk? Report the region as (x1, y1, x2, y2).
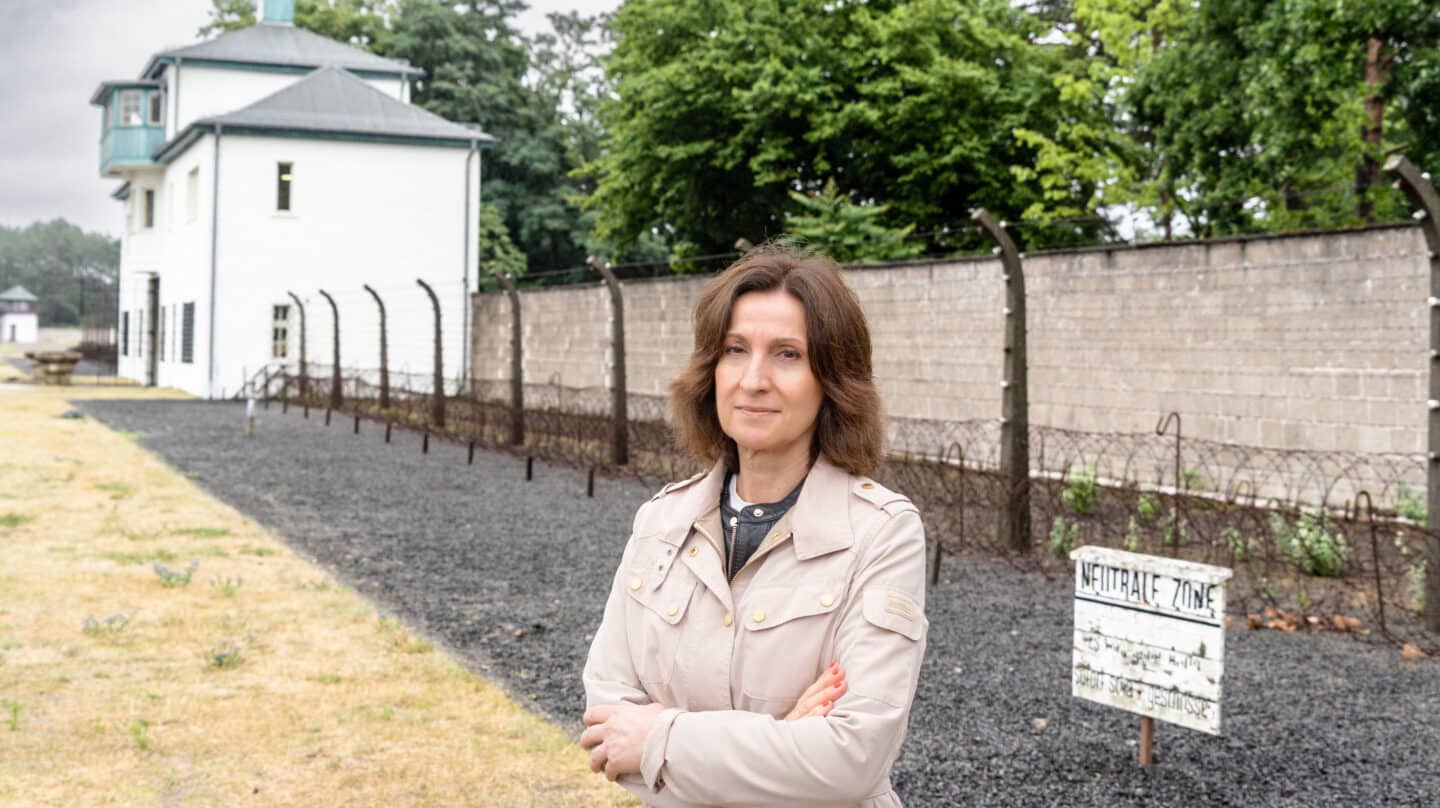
(1356, 36, 1390, 222)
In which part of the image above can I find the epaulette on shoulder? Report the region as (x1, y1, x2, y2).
(852, 476, 918, 517)
(649, 470, 706, 502)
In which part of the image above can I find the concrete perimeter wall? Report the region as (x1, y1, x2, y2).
(472, 223, 1430, 456)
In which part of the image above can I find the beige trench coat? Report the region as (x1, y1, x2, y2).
(583, 455, 928, 807)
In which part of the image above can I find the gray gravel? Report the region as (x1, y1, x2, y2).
(77, 399, 1440, 807)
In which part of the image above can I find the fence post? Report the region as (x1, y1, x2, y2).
(1383, 154, 1440, 633)
(362, 284, 390, 412)
(588, 256, 629, 466)
(318, 289, 342, 411)
(1156, 412, 1183, 558)
(492, 270, 526, 446)
(972, 209, 1031, 552)
(415, 278, 446, 428)
(286, 290, 308, 402)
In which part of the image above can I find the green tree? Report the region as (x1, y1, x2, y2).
(199, 0, 603, 274)
(585, 0, 1069, 258)
(1125, 0, 1438, 236)
(477, 204, 526, 280)
(385, 0, 597, 272)
(200, 0, 390, 46)
(0, 220, 119, 327)
(784, 180, 921, 264)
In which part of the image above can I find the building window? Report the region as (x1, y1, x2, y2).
(119, 90, 142, 126)
(137, 310, 144, 358)
(272, 305, 290, 359)
(277, 162, 293, 211)
(186, 168, 199, 222)
(121, 311, 130, 357)
(158, 306, 166, 362)
(147, 91, 163, 126)
(171, 304, 178, 361)
(143, 189, 155, 229)
(181, 302, 195, 364)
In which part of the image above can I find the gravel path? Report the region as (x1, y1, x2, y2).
(77, 399, 1439, 807)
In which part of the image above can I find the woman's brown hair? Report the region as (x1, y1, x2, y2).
(668, 244, 885, 476)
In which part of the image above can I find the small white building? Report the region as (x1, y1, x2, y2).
(0, 286, 40, 344)
(93, 0, 494, 397)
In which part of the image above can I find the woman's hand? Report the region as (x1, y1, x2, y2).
(580, 702, 666, 781)
(784, 661, 847, 721)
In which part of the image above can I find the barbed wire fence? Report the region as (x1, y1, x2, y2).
(247, 160, 1440, 656)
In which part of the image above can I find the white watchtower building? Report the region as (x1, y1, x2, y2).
(92, 0, 493, 397)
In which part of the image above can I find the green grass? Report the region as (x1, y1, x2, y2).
(171, 527, 231, 539)
(94, 482, 134, 500)
(0, 513, 32, 529)
(239, 546, 277, 557)
(188, 544, 230, 558)
(99, 549, 177, 566)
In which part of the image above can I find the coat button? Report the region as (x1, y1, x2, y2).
(723, 613, 733, 627)
(861, 482, 875, 489)
(666, 604, 679, 617)
(628, 577, 642, 591)
(752, 609, 766, 624)
(820, 593, 834, 607)
(689, 546, 698, 557)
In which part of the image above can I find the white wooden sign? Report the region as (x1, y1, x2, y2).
(1069, 546, 1233, 735)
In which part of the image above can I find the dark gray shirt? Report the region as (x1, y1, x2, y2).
(719, 471, 804, 582)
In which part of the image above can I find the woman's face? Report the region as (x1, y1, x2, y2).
(714, 288, 824, 463)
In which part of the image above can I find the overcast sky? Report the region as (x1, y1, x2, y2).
(0, 0, 617, 239)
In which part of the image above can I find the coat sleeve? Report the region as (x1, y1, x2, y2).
(638, 508, 928, 805)
(581, 503, 653, 710)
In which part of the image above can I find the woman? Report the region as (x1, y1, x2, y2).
(581, 245, 927, 807)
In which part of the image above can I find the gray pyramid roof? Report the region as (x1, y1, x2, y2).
(146, 22, 421, 78)
(0, 286, 38, 302)
(198, 67, 493, 144)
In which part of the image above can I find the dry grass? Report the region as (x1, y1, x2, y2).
(0, 384, 635, 807)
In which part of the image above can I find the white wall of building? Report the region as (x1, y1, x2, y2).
(181, 133, 478, 399)
(167, 65, 405, 139)
(0, 312, 38, 343)
(116, 135, 217, 391)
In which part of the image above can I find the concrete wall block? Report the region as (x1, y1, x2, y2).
(468, 226, 1429, 460)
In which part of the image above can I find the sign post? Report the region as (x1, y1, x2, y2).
(1069, 546, 1233, 764)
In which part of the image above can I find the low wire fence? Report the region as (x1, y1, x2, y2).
(257, 367, 1435, 655)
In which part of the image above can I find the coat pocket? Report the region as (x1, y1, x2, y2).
(624, 566, 699, 686)
(738, 583, 844, 700)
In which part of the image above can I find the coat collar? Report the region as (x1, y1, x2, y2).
(668, 454, 855, 560)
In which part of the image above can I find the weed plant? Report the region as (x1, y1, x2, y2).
(1124, 517, 1142, 552)
(1395, 483, 1426, 522)
(129, 719, 150, 751)
(1048, 516, 1078, 559)
(203, 640, 244, 669)
(209, 576, 242, 597)
(1136, 493, 1160, 521)
(153, 560, 199, 587)
(1061, 466, 1098, 516)
(1161, 508, 1189, 547)
(1269, 509, 1350, 577)
(1221, 526, 1257, 562)
(83, 611, 135, 639)
(1407, 562, 1427, 615)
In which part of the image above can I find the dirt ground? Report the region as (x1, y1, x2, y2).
(0, 384, 634, 806)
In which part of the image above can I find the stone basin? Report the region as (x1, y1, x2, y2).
(23, 351, 84, 385)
